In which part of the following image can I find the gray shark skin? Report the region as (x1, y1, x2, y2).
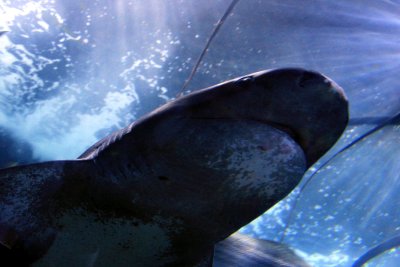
(0, 68, 348, 266)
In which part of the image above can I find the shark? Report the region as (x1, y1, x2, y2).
(0, 68, 348, 266)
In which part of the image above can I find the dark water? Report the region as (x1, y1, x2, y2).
(0, 0, 399, 266)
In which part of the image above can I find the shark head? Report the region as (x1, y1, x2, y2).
(93, 68, 348, 246)
(165, 68, 349, 167)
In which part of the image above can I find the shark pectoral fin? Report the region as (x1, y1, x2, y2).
(0, 160, 93, 264)
(0, 160, 91, 213)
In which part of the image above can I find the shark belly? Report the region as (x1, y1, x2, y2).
(33, 209, 178, 267)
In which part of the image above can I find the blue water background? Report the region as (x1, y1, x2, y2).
(0, 0, 399, 266)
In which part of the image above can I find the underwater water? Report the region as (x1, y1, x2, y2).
(0, 0, 399, 266)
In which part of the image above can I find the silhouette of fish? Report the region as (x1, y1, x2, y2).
(0, 68, 348, 266)
(0, 31, 9, 37)
(352, 234, 400, 267)
(214, 233, 311, 267)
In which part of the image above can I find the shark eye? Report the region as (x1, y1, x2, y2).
(235, 76, 254, 87)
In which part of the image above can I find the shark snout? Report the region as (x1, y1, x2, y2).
(250, 68, 349, 166)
